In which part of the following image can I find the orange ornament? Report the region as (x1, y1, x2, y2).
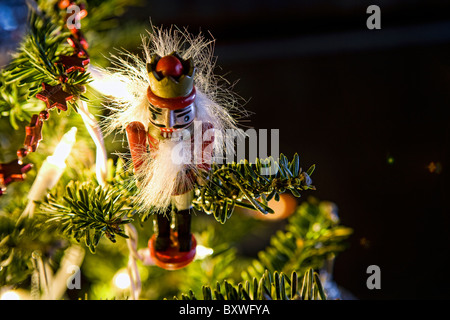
(243, 193, 298, 221)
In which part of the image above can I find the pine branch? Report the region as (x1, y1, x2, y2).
(176, 239, 239, 299)
(170, 198, 351, 301)
(242, 198, 353, 282)
(0, 0, 141, 128)
(0, 9, 91, 127)
(105, 157, 138, 196)
(193, 153, 315, 224)
(111, 153, 314, 224)
(35, 158, 137, 254)
(39, 180, 135, 253)
(0, 210, 71, 286)
(173, 268, 326, 300)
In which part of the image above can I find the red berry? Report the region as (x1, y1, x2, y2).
(39, 110, 50, 120)
(17, 148, 28, 159)
(156, 55, 183, 78)
(58, 0, 71, 9)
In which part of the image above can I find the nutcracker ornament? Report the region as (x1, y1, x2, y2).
(103, 27, 242, 270)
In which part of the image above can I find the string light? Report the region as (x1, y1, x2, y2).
(113, 270, 131, 290)
(0, 291, 21, 300)
(88, 66, 133, 100)
(195, 245, 214, 260)
(0, 290, 26, 300)
(387, 155, 395, 165)
(78, 101, 108, 186)
(20, 127, 77, 220)
(427, 161, 442, 174)
(27, 127, 77, 203)
(46, 127, 77, 168)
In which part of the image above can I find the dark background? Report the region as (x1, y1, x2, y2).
(2, 0, 450, 299)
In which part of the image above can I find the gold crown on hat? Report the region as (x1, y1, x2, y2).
(146, 52, 195, 99)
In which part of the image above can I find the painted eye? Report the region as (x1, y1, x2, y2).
(184, 115, 190, 122)
(151, 113, 157, 121)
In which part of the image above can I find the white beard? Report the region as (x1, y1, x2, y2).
(133, 130, 198, 214)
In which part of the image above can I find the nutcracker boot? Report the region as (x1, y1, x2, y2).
(154, 208, 172, 252)
(149, 207, 197, 270)
(176, 209, 192, 252)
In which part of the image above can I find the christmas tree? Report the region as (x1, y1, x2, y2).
(0, 0, 352, 301)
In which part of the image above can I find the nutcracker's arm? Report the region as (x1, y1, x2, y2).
(197, 122, 214, 172)
(125, 121, 147, 173)
(194, 122, 214, 187)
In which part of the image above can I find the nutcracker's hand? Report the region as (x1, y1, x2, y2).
(126, 121, 147, 173)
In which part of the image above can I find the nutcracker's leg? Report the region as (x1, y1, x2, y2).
(172, 190, 194, 252)
(154, 208, 172, 251)
(176, 209, 192, 252)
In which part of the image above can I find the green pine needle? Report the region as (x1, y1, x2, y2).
(0, 9, 92, 126)
(193, 154, 316, 223)
(39, 180, 135, 253)
(173, 269, 326, 300)
(242, 198, 353, 281)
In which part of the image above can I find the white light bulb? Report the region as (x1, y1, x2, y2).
(27, 127, 77, 203)
(47, 127, 77, 168)
(195, 245, 214, 260)
(0, 291, 21, 300)
(88, 66, 133, 100)
(113, 271, 131, 290)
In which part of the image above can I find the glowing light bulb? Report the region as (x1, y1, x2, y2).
(113, 271, 131, 290)
(195, 245, 214, 260)
(0, 291, 21, 300)
(88, 66, 133, 100)
(47, 127, 77, 168)
(27, 127, 77, 202)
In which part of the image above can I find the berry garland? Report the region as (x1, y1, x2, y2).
(0, 0, 90, 196)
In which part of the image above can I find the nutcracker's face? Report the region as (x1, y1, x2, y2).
(149, 102, 196, 138)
